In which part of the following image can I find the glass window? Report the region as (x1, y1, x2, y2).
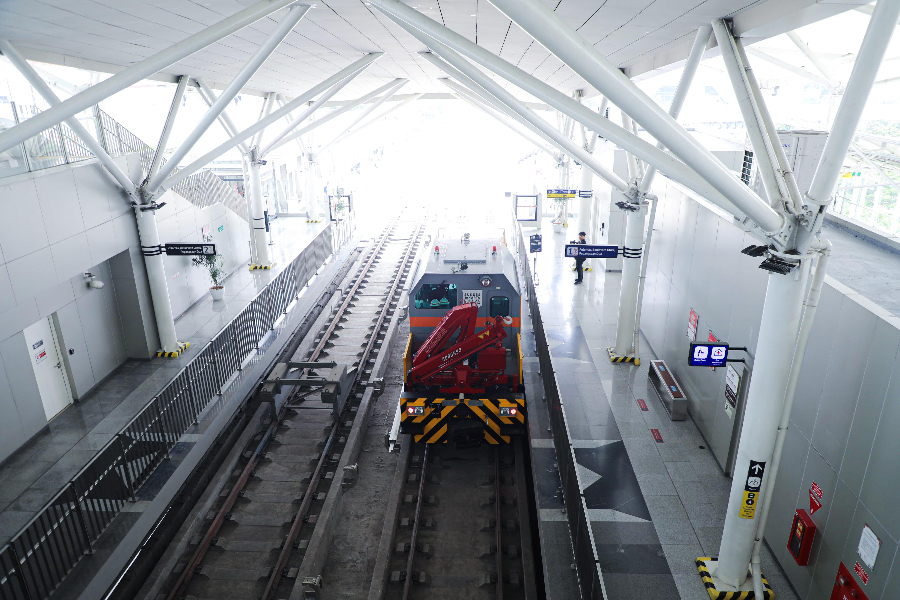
(490, 296, 510, 317)
(414, 282, 457, 309)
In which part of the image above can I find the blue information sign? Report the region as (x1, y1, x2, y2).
(564, 244, 618, 259)
(689, 342, 729, 367)
(530, 234, 542, 253)
(547, 189, 577, 198)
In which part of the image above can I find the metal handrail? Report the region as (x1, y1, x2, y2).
(515, 224, 606, 600)
(0, 220, 354, 600)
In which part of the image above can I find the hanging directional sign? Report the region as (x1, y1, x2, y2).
(164, 243, 216, 256)
(530, 234, 542, 253)
(547, 188, 577, 198)
(689, 342, 729, 367)
(564, 244, 618, 258)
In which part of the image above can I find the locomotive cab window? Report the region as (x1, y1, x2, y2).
(490, 296, 510, 317)
(415, 282, 458, 309)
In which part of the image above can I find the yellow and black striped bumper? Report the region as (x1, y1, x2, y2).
(695, 558, 773, 599)
(399, 393, 526, 444)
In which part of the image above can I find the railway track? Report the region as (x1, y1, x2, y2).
(376, 438, 538, 600)
(155, 211, 426, 600)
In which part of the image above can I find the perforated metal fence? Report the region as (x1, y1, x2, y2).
(0, 221, 352, 600)
(516, 225, 606, 600)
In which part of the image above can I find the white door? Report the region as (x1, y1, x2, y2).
(23, 317, 72, 420)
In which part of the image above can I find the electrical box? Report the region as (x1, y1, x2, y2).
(830, 562, 869, 600)
(787, 509, 816, 566)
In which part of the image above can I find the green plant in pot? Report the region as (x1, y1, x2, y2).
(192, 252, 226, 301)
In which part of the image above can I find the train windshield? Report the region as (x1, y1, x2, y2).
(490, 296, 510, 317)
(415, 282, 458, 309)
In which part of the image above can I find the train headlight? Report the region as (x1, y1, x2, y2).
(499, 407, 517, 416)
(407, 406, 425, 415)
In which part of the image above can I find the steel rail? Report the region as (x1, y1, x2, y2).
(264, 217, 424, 600)
(401, 445, 429, 600)
(165, 215, 405, 600)
(494, 447, 504, 600)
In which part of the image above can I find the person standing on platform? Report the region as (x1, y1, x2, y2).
(573, 231, 587, 284)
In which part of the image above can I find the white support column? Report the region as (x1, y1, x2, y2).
(612, 203, 647, 357)
(715, 261, 812, 587)
(0, 39, 137, 194)
(276, 93, 309, 156)
(0, 0, 297, 155)
(147, 4, 309, 194)
(135, 205, 183, 355)
(253, 92, 277, 148)
(577, 133, 598, 237)
(716, 0, 900, 587)
(306, 152, 320, 220)
(247, 151, 271, 267)
(338, 92, 423, 141)
(786, 31, 841, 92)
(148, 74, 191, 183)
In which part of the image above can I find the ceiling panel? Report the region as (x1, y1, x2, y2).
(1, 0, 852, 101)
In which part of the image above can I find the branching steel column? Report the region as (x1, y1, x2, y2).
(641, 24, 710, 192)
(744, 48, 832, 88)
(486, 0, 784, 235)
(0, 0, 299, 155)
(441, 80, 556, 158)
(147, 4, 309, 194)
(713, 20, 784, 207)
(368, 0, 750, 225)
(339, 93, 423, 142)
(265, 79, 409, 155)
(148, 75, 191, 184)
(196, 77, 251, 154)
(0, 39, 137, 194)
(276, 93, 309, 155)
(317, 79, 408, 155)
(786, 31, 841, 92)
(408, 38, 628, 192)
(163, 53, 381, 188)
(253, 92, 277, 148)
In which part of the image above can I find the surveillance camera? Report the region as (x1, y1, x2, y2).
(89, 279, 104, 289)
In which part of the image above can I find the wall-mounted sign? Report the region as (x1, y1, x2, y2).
(547, 189, 577, 198)
(530, 234, 542, 253)
(858, 524, 881, 570)
(32, 339, 44, 350)
(739, 460, 765, 519)
(564, 244, 618, 259)
(724, 365, 740, 419)
(202, 225, 210, 236)
(854, 561, 869, 585)
(462, 290, 483, 307)
(218, 225, 224, 232)
(690, 342, 729, 367)
(34, 349, 48, 364)
(687, 308, 699, 341)
(165, 243, 216, 256)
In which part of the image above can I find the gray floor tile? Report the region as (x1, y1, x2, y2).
(662, 542, 706, 575)
(695, 525, 724, 556)
(636, 473, 678, 496)
(653, 517, 701, 545)
(0, 461, 54, 483)
(0, 510, 33, 543)
(646, 495, 689, 521)
(673, 479, 710, 507)
(672, 573, 714, 600)
(665, 461, 700, 482)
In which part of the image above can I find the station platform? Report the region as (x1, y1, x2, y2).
(520, 220, 799, 600)
(0, 217, 326, 548)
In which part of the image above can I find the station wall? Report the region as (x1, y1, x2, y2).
(0, 157, 251, 464)
(643, 177, 900, 599)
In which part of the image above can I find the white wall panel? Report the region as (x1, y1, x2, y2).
(50, 232, 92, 282)
(0, 178, 48, 263)
(0, 351, 26, 463)
(33, 169, 85, 246)
(0, 332, 46, 440)
(55, 300, 95, 398)
(72, 164, 115, 230)
(7, 247, 58, 305)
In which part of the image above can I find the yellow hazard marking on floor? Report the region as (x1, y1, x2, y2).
(695, 557, 773, 600)
(157, 341, 190, 358)
(607, 346, 640, 366)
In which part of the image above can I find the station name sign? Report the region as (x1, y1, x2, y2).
(564, 244, 618, 259)
(689, 342, 729, 367)
(165, 243, 216, 256)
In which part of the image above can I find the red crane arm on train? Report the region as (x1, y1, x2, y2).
(408, 303, 509, 390)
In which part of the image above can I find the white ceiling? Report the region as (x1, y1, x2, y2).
(0, 0, 869, 101)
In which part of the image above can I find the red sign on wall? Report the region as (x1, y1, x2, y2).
(854, 561, 869, 585)
(812, 481, 823, 498)
(810, 491, 823, 515)
(687, 308, 699, 341)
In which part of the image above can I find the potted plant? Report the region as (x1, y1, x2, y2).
(192, 252, 226, 301)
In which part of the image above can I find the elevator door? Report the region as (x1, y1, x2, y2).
(23, 317, 72, 420)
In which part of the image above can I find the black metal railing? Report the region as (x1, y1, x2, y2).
(0, 220, 353, 600)
(516, 225, 606, 600)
